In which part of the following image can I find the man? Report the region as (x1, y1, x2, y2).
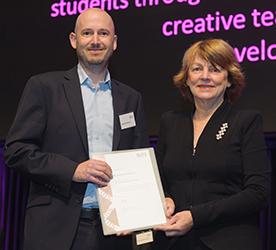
(4, 8, 149, 250)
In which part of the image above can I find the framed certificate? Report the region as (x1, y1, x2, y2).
(94, 148, 167, 235)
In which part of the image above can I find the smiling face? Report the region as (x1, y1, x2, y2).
(187, 56, 230, 105)
(69, 8, 117, 70)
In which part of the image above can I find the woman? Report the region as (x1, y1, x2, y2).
(154, 39, 270, 250)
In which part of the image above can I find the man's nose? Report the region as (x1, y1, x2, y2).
(91, 34, 100, 44)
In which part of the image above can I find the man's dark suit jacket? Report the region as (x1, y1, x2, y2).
(155, 101, 270, 250)
(4, 67, 149, 250)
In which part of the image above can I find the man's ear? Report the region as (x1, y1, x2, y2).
(69, 32, 77, 49)
(113, 35, 118, 51)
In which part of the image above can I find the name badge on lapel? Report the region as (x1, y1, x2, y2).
(119, 112, 136, 130)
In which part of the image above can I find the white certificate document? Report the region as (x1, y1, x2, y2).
(94, 148, 167, 235)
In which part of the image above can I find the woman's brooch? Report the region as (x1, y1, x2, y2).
(216, 122, 228, 140)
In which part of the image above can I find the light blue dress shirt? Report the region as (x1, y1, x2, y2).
(77, 64, 114, 208)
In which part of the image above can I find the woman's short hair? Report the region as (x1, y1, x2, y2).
(173, 38, 245, 103)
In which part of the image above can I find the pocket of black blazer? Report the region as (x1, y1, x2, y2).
(26, 195, 51, 208)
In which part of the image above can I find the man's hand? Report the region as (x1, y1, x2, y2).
(72, 159, 113, 186)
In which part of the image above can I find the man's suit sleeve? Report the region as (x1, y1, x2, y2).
(190, 112, 270, 228)
(4, 76, 78, 198)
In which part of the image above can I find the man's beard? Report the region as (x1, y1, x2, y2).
(89, 58, 105, 65)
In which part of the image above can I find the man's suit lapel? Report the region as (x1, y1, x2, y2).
(63, 67, 89, 154)
(61, 73, 125, 152)
(111, 80, 125, 150)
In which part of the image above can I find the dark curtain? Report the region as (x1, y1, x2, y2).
(265, 133, 276, 250)
(0, 141, 29, 250)
(0, 135, 276, 250)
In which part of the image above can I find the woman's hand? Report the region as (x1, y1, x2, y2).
(155, 210, 194, 237)
(165, 197, 175, 219)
